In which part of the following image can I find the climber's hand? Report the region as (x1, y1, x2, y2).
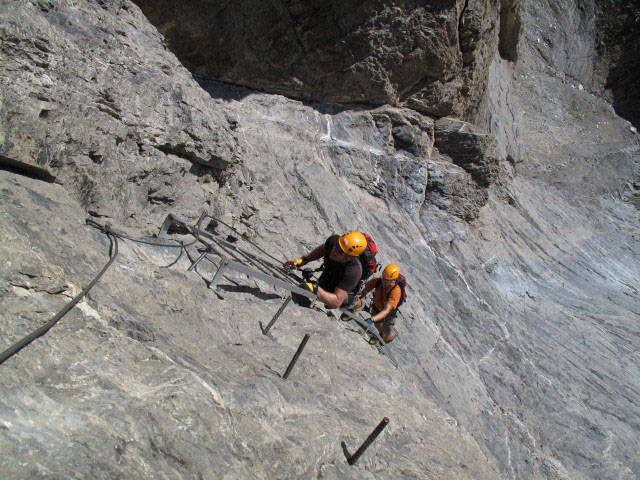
(283, 257, 306, 269)
(302, 281, 318, 295)
(291, 281, 317, 307)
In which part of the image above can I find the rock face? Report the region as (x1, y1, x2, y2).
(1, 1, 639, 480)
(593, 1, 640, 129)
(504, 0, 640, 131)
(131, 0, 500, 119)
(0, 0, 238, 228)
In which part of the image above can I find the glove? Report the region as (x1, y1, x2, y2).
(291, 281, 317, 307)
(301, 281, 318, 295)
(283, 257, 307, 269)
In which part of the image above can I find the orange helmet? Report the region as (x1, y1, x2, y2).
(382, 264, 400, 280)
(338, 231, 367, 256)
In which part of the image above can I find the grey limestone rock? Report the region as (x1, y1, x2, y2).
(131, 0, 501, 120)
(0, 1, 639, 480)
(425, 156, 490, 221)
(435, 117, 500, 187)
(0, 0, 238, 228)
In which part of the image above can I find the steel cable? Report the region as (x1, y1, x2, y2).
(0, 224, 119, 366)
(203, 214, 286, 266)
(87, 219, 197, 249)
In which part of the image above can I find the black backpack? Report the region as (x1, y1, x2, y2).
(376, 274, 407, 308)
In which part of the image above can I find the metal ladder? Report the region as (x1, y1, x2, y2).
(159, 213, 398, 368)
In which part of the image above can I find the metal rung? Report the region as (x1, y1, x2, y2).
(162, 213, 283, 273)
(187, 247, 210, 272)
(212, 259, 315, 299)
(208, 258, 229, 291)
(158, 214, 177, 239)
(336, 308, 398, 368)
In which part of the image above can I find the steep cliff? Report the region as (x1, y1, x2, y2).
(131, 0, 499, 120)
(1, 1, 638, 479)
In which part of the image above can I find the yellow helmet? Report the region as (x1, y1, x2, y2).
(338, 231, 367, 256)
(382, 264, 400, 280)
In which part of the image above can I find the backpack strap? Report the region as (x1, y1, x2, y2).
(386, 284, 403, 311)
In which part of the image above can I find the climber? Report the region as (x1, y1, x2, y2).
(349, 264, 402, 344)
(284, 232, 366, 309)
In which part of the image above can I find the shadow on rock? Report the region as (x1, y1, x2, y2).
(216, 283, 281, 301)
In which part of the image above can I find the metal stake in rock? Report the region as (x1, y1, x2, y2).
(282, 334, 310, 379)
(347, 417, 389, 465)
(261, 296, 291, 335)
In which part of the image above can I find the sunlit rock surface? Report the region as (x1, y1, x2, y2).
(1, 1, 639, 479)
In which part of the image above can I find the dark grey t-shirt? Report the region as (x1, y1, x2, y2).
(318, 235, 362, 293)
